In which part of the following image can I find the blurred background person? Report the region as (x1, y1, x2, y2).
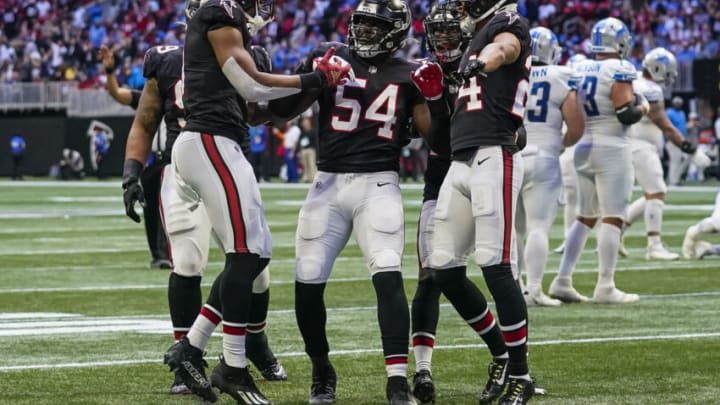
(298, 107, 318, 183)
(59, 148, 84, 180)
(282, 119, 301, 183)
(10, 133, 25, 180)
(666, 96, 689, 185)
(249, 124, 269, 182)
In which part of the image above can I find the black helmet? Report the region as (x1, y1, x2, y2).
(184, 0, 274, 36)
(349, 0, 411, 58)
(424, 1, 470, 64)
(450, 0, 518, 33)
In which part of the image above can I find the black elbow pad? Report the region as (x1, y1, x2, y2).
(615, 102, 643, 125)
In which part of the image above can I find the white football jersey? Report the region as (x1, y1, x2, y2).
(628, 76, 664, 146)
(524, 65, 581, 157)
(574, 58, 637, 146)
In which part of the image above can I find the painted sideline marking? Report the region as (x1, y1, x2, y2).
(1, 331, 718, 372)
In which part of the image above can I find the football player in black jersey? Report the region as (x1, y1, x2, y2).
(411, 0, 534, 403)
(257, 1, 435, 403)
(150, 0, 349, 403)
(408, 4, 511, 405)
(119, 39, 288, 397)
(99, 45, 171, 270)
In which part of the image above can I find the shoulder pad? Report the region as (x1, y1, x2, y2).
(607, 59, 637, 82)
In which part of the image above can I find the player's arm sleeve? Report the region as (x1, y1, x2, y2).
(130, 90, 142, 110)
(264, 50, 325, 121)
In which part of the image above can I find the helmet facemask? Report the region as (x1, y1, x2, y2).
(425, 5, 466, 65)
(349, 14, 395, 58)
(242, 0, 275, 35)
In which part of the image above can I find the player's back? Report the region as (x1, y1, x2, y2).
(299, 43, 424, 173)
(143, 45, 184, 153)
(524, 64, 580, 157)
(628, 76, 663, 146)
(183, 0, 251, 141)
(451, 11, 531, 153)
(574, 57, 637, 146)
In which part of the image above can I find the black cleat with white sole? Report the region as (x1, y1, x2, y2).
(498, 377, 534, 405)
(164, 336, 217, 402)
(309, 363, 337, 404)
(246, 332, 288, 381)
(211, 357, 273, 404)
(412, 370, 435, 404)
(386, 376, 417, 405)
(479, 357, 508, 404)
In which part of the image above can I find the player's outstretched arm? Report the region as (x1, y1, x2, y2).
(561, 90, 585, 146)
(208, 27, 348, 102)
(649, 100, 711, 167)
(99, 46, 140, 108)
(475, 32, 522, 74)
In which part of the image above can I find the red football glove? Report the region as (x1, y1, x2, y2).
(313, 47, 352, 87)
(411, 62, 444, 100)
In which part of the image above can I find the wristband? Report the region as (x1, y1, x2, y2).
(680, 140, 696, 154)
(105, 65, 115, 74)
(122, 159, 144, 187)
(426, 98, 449, 117)
(300, 71, 326, 90)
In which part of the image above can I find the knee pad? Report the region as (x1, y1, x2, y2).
(296, 256, 327, 283)
(429, 250, 456, 269)
(252, 266, 269, 293)
(369, 249, 401, 275)
(170, 237, 205, 277)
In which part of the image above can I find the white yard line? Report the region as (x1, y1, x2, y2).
(1, 331, 718, 372)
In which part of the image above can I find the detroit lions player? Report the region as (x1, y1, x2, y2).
(517, 27, 584, 306)
(548, 18, 649, 304)
(622, 47, 710, 260)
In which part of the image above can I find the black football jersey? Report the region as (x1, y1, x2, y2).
(297, 43, 425, 173)
(421, 57, 459, 202)
(142, 45, 184, 154)
(451, 11, 531, 154)
(183, 0, 251, 141)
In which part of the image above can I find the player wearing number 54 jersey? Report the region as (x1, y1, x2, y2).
(548, 18, 649, 305)
(411, 0, 534, 403)
(264, 1, 433, 403)
(516, 27, 584, 307)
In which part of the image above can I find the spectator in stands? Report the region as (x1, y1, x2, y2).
(93, 128, 110, 179)
(10, 134, 26, 180)
(282, 120, 301, 183)
(59, 148, 84, 180)
(249, 124, 269, 182)
(667, 96, 689, 185)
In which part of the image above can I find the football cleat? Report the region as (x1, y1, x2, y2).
(498, 377, 534, 405)
(548, 277, 589, 303)
(552, 242, 565, 254)
(309, 363, 337, 404)
(479, 357, 508, 404)
(211, 356, 273, 405)
(618, 235, 629, 258)
(150, 258, 172, 269)
(682, 225, 700, 259)
(164, 337, 217, 402)
(412, 370, 435, 404)
(592, 286, 640, 304)
(169, 373, 192, 395)
(246, 332, 287, 381)
(524, 288, 562, 307)
(386, 376, 417, 405)
(645, 244, 679, 261)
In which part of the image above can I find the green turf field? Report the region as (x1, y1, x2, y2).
(0, 180, 719, 404)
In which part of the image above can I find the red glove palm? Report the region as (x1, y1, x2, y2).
(411, 62, 444, 100)
(313, 48, 352, 87)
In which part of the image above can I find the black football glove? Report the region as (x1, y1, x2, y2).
(122, 159, 145, 223)
(250, 45, 272, 73)
(461, 59, 487, 83)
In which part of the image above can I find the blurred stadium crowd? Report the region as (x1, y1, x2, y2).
(2, 0, 720, 87)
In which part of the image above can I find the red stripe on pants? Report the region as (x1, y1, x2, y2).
(501, 148, 513, 264)
(200, 134, 248, 253)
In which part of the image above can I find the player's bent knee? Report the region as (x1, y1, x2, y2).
(171, 237, 205, 277)
(252, 266, 269, 293)
(369, 249, 401, 274)
(296, 256, 326, 283)
(429, 250, 455, 269)
(474, 248, 501, 268)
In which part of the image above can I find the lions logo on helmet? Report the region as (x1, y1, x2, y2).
(424, 2, 470, 65)
(642, 47, 677, 86)
(348, 0, 411, 58)
(530, 27, 561, 65)
(590, 17, 632, 59)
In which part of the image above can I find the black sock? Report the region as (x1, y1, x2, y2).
(220, 253, 261, 324)
(411, 268, 441, 340)
(295, 281, 329, 357)
(373, 271, 410, 358)
(167, 272, 202, 340)
(482, 264, 528, 376)
(433, 266, 506, 357)
(206, 269, 224, 311)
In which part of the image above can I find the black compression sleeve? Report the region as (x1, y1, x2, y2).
(615, 102, 643, 125)
(130, 90, 142, 110)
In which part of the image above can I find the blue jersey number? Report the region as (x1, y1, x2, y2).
(582, 76, 599, 117)
(527, 81, 550, 122)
